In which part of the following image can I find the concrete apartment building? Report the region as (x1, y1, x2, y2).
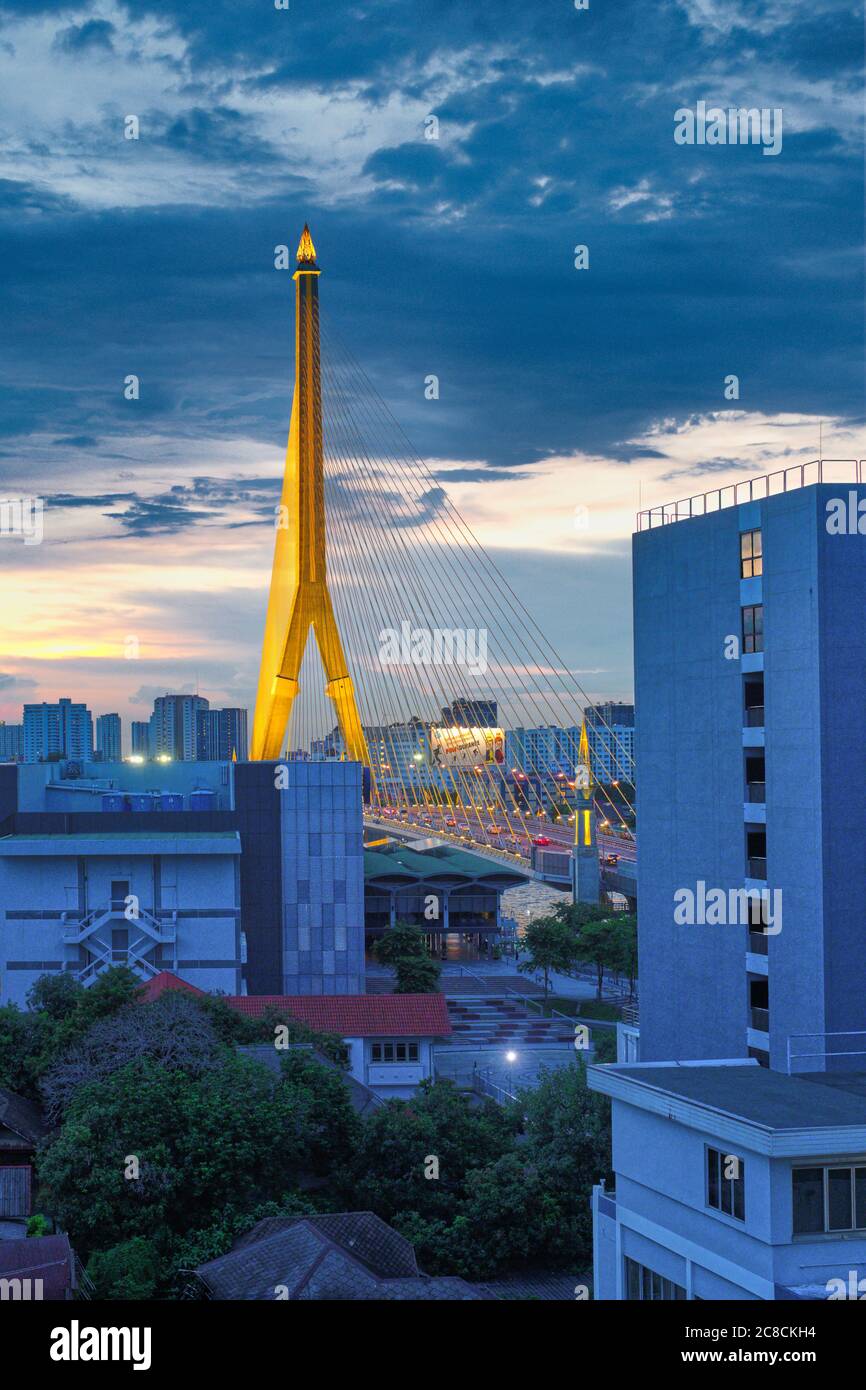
(0, 756, 365, 1002)
(591, 466, 866, 1301)
(632, 478, 866, 1071)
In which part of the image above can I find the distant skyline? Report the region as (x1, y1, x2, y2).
(0, 0, 863, 727)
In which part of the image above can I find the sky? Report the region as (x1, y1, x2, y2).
(0, 0, 863, 739)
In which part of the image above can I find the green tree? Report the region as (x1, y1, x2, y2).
(37, 1051, 359, 1262)
(348, 1078, 514, 1226)
(577, 916, 621, 999)
(373, 921, 441, 993)
(87, 1237, 160, 1300)
(609, 914, 638, 998)
(26, 973, 82, 1021)
(392, 956, 441, 993)
(0, 1004, 54, 1100)
(517, 916, 580, 1002)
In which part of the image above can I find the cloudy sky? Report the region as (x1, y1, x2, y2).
(0, 0, 862, 738)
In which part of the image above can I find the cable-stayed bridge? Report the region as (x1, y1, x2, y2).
(251, 228, 636, 902)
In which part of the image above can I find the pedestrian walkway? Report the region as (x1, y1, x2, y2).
(445, 995, 574, 1047)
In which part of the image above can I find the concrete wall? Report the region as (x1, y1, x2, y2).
(633, 503, 748, 1061)
(633, 484, 866, 1067)
(604, 1095, 866, 1299)
(0, 840, 241, 1005)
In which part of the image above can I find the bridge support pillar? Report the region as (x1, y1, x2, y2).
(572, 803, 600, 905)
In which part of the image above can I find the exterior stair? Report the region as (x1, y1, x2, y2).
(444, 995, 574, 1047)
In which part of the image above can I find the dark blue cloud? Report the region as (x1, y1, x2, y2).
(52, 18, 115, 54)
(0, 0, 861, 488)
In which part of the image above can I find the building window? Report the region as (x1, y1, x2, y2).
(707, 1147, 745, 1221)
(370, 1041, 420, 1064)
(793, 1165, 866, 1235)
(742, 605, 763, 654)
(740, 529, 763, 579)
(624, 1257, 686, 1301)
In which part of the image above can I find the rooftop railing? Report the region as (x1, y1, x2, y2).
(637, 459, 865, 531)
(787, 1031, 866, 1074)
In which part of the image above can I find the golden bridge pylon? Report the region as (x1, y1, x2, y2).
(251, 226, 372, 771)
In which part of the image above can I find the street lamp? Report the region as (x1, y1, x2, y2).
(505, 1049, 518, 1095)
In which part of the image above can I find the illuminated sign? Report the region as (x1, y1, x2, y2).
(429, 726, 505, 769)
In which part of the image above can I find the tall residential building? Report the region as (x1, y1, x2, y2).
(131, 721, 150, 757)
(632, 478, 866, 1071)
(587, 723, 635, 784)
(23, 699, 93, 763)
(0, 723, 23, 762)
(149, 694, 209, 761)
(440, 697, 498, 727)
(586, 701, 635, 729)
(94, 713, 122, 762)
(196, 707, 249, 762)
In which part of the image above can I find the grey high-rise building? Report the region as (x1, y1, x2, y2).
(149, 694, 209, 761)
(23, 699, 93, 763)
(131, 721, 150, 757)
(95, 713, 122, 762)
(196, 707, 249, 762)
(0, 723, 23, 762)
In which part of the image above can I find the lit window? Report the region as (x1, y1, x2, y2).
(740, 529, 763, 579)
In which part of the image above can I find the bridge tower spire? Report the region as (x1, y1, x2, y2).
(251, 226, 371, 769)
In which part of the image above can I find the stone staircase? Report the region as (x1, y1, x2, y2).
(445, 995, 575, 1047)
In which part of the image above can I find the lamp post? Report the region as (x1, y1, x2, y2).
(505, 1049, 518, 1096)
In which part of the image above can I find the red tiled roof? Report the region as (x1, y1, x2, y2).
(224, 994, 452, 1037)
(137, 971, 205, 1003)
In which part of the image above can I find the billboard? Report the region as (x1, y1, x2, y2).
(429, 725, 505, 770)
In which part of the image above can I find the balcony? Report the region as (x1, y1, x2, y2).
(748, 931, 769, 956)
(744, 706, 765, 728)
(751, 1006, 769, 1032)
(747, 856, 767, 879)
(746, 782, 766, 804)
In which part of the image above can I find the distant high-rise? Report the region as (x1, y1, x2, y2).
(0, 723, 23, 762)
(131, 721, 150, 758)
(149, 694, 209, 761)
(23, 699, 93, 763)
(196, 707, 249, 761)
(95, 713, 122, 762)
(440, 697, 498, 728)
(586, 701, 635, 729)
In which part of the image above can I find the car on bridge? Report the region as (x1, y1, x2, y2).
(533, 835, 552, 846)
(487, 825, 504, 834)
(604, 852, 620, 866)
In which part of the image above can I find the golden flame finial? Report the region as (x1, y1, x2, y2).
(296, 224, 317, 264)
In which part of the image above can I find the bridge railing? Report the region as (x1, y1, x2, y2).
(636, 460, 865, 531)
